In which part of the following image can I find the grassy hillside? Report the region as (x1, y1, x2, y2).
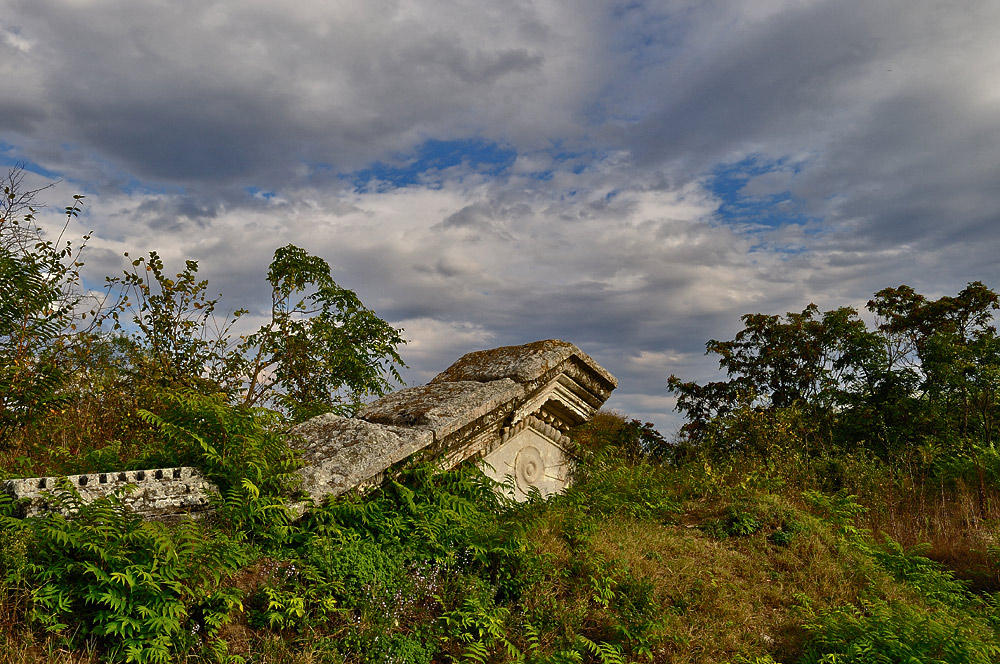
(3, 412, 1000, 663)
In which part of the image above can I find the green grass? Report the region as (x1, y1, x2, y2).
(2, 412, 1000, 663)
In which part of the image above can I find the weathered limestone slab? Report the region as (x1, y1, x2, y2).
(431, 339, 617, 400)
(358, 379, 525, 463)
(293, 414, 434, 502)
(2, 467, 216, 520)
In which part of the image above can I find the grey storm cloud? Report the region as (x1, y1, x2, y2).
(1, 0, 604, 186)
(3, 0, 1000, 433)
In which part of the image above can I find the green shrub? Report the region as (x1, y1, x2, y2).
(872, 540, 974, 609)
(799, 598, 1000, 664)
(135, 388, 300, 545)
(0, 246, 73, 445)
(0, 482, 247, 662)
(105, 245, 405, 421)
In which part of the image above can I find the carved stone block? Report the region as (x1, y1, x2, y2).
(294, 414, 434, 502)
(2, 467, 216, 521)
(481, 416, 573, 501)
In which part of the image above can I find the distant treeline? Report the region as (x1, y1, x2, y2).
(669, 282, 1000, 461)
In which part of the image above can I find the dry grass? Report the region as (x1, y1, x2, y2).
(522, 488, 881, 664)
(0, 630, 99, 664)
(808, 451, 1000, 591)
(0, 369, 152, 480)
(861, 477, 1000, 591)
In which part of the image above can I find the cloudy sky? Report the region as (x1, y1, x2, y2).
(3, 0, 999, 434)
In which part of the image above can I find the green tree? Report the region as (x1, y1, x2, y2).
(0, 193, 88, 445)
(237, 244, 405, 420)
(869, 282, 1000, 448)
(668, 283, 1000, 459)
(105, 244, 405, 421)
(0, 163, 55, 255)
(0, 247, 69, 443)
(104, 251, 239, 391)
(670, 304, 884, 456)
(705, 304, 885, 412)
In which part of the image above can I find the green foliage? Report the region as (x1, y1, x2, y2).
(708, 305, 884, 412)
(668, 304, 884, 451)
(869, 281, 1000, 451)
(439, 591, 522, 663)
(0, 179, 408, 659)
(585, 417, 669, 463)
(238, 243, 405, 420)
(0, 247, 70, 443)
(871, 540, 974, 609)
(799, 597, 1000, 664)
(669, 282, 1000, 464)
(0, 194, 88, 447)
(0, 482, 247, 662)
(104, 244, 404, 422)
(567, 413, 682, 520)
(135, 388, 299, 544)
(237, 456, 677, 662)
(105, 251, 240, 392)
(234, 464, 531, 661)
(558, 455, 682, 524)
(793, 486, 1000, 663)
(699, 495, 807, 545)
(6, 410, 1000, 662)
(802, 489, 868, 542)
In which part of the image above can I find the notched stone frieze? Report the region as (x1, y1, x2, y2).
(2, 467, 216, 521)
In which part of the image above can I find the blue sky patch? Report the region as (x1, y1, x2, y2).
(708, 156, 812, 231)
(0, 146, 62, 180)
(516, 145, 599, 181)
(343, 138, 517, 192)
(246, 186, 278, 200)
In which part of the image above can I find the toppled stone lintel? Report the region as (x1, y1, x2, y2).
(359, 379, 524, 446)
(294, 414, 434, 503)
(2, 467, 216, 521)
(340, 340, 618, 499)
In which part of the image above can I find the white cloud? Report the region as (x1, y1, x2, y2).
(4, 0, 1000, 433)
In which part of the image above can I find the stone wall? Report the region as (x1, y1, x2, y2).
(2, 467, 216, 521)
(2, 340, 617, 519)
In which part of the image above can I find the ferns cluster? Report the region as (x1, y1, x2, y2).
(0, 246, 73, 444)
(1, 484, 247, 663)
(134, 388, 301, 544)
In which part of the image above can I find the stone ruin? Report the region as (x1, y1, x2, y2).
(2, 340, 617, 520)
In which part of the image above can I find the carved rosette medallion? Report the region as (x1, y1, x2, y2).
(480, 413, 573, 501)
(514, 445, 544, 491)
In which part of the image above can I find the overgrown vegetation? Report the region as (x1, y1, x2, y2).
(2, 172, 1000, 662)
